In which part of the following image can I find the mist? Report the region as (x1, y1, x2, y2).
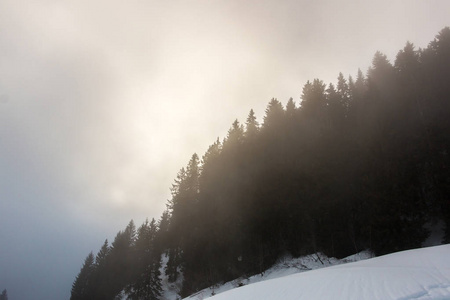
(1, 1, 449, 299)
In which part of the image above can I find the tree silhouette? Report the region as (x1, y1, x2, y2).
(0, 289, 8, 300)
(71, 252, 95, 300)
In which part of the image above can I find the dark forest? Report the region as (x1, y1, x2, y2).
(71, 27, 450, 300)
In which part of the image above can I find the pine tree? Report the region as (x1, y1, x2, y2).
(300, 79, 326, 117)
(262, 98, 284, 130)
(326, 83, 345, 129)
(367, 51, 396, 103)
(245, 109, 259, 140)
(0, 289, 7, 300)
(101, 220, 137, 299)
(336, 72, 350, 113)
(89, 240, 110, 300)
(166, 154, 201, 284)
(223, 119, 244, 151)
(95, 240, 110, 267)
(165, 168, 186, 283)
(395, 41, 420, 77)
(71, 252, 95, 300)
(126, 219, 162, 300)
(201, 139, 221, 169)
(157, 210, 171, 251)
(285, 98, 296, 119)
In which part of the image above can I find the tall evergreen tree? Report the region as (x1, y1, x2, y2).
(88, 239, 111, 300)
(223, 119, 245, 151)
(166, 154, 201, 284)
(285, 98, 296, 119)
(95, 240, 110, 267)
(395, 41, 421, 77)
(337, 72, 350, 113)
(71, 252, 95, 300)
(101, 220, 137, 299)
(126, 219, 162, 300)
(245, 109, 259, 140)
(0, 289, 7, 300)
(262, 98, 284, 131)
(326, 82, 345, 130)
(300, 79, 326, 117)
(165, 168, 186, 283)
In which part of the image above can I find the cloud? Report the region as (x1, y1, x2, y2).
(1, 0, 450, 299)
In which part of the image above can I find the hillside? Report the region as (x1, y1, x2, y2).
(195, 244, 450, 300)
(182, 251, 373, 300)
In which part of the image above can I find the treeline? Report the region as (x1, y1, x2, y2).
(71, 219, 164, 300)
(71, 28, 450, 299)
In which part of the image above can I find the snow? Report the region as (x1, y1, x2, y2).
(183, 251, 373, 299)
(160, 253, 184, 300)
(183, 245, 450, 300)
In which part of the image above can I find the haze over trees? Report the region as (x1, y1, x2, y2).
(71, 27, 450, 299)
(0, 289, 8, 300)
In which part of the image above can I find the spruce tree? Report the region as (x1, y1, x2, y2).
(223, 119, 244, 151)
(262, 98, 284, 130)
(245, 109, 259, 140)
(336, 72, 350, 113)
(0, 289, 7, 300)
(71, 252, 95, 300)
(126, 219, 162, 300)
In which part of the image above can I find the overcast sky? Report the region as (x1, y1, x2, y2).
(0, 1, 449, 299)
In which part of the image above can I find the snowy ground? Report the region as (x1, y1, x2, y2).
(182, 244, 450, 300)
(160, 254, 184, 300)
(183, 250, 373, 300)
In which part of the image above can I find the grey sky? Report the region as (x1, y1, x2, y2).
(0, 1, 449, 299)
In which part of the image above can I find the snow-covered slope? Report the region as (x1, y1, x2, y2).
(183, 251, 373, 299)
(190, 245, 450, 300)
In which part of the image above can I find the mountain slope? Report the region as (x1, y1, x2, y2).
(199, 244, 450, 300)
(183, 251, 373, 299)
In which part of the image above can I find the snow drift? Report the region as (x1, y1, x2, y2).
(193, 244, 450, 300)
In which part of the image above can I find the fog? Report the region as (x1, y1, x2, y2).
(0, 1, 449, 299)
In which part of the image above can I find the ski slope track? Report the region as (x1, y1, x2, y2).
(202, 245, 450, 300)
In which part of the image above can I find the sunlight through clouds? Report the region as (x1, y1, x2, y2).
(1, 0, 450, 299)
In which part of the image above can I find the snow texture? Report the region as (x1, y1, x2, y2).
(184, 245, 450, 300)
(161, 253, 184, 300)
(183, 251, 372, 299)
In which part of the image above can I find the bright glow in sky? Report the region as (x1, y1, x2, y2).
(0, 1, 449, 299)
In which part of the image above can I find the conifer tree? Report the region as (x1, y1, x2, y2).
(102, 220, 137, 298)
(337, 72, 350, 112)
(71, 252, 95, 300)
(0, 289, 7, 300)
(126, 219, 162, 300)
(88, 240, 110, 300)
(165, 168, 186, 283)
(300, 79, 326, 117)
(262, 98, 284, 130)
(223, 119, 244, 151)
(245, 109, 259, 140)
(95, 240, 110, 267)
(326, 83, 345, 130)
(285, 98, 296, 118)
(395, 42, 420, 77)
(166, 154, 201, 284)
(157, 210, 170, 251)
